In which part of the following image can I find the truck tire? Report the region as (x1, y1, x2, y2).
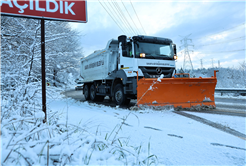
(84, 84, 90, 100)
(114, 84, 126, 106)
(90, 84, 97, 101)
(90, 84, 105, 102)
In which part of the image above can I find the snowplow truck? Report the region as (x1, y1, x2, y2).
(80, 35, 217, 107)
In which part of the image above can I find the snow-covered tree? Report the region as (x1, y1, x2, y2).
(1, 16, 84, 164)
(189, 66, 246, 88)
(44, 21, 82, 87)
(1, 15, 83, 117)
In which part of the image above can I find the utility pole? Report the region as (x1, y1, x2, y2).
(218, 60, 220, 68)
(180, 34, 194, 71)
(200, 59, 203, 69)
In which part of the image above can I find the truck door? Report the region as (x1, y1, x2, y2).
(118, 42, 135, 76)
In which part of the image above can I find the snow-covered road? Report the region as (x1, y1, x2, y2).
(64, 90, 246, 112)
(48, 96, 246, 165)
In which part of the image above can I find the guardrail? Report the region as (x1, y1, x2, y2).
(215, 88, 246, 96)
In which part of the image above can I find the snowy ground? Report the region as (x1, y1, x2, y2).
(186, 112, 245, 134)
(215, 92, 246, 99)
(47, 95, 246, 165)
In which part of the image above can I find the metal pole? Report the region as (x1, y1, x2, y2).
(41, 19, 47, 123)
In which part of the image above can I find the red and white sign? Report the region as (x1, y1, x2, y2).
(1, 0, 87, 23)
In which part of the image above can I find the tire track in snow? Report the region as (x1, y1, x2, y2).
(216, 103, 246, 110)
(179, 109, 246, 117)
(174, 111, 246, 140)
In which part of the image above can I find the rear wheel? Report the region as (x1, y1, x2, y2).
(90, 84, 97, 101)
(114, 84, 126, 106)
(83, 84, 90, 100)
(90, 84, 105, 101)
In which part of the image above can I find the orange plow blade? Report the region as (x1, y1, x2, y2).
(137, 71, 218, 108)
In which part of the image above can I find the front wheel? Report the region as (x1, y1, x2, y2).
(114, 84, 126, 106)
(83, 84, 90, 100)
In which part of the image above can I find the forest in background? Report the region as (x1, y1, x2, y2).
(179, 63, 246, 88)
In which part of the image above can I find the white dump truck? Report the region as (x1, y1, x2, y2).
(80, 35, 177, 105)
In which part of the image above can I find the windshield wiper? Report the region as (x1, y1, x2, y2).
(159, 54, 173, 60)
(142, 54, 173, 60)
(145, 53, 156, 59)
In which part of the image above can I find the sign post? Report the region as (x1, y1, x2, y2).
(1, 0, 87, 122)
(41, 18, 46, 122)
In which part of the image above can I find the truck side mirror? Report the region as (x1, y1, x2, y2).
(118, 35, 127, 50)
(173, 44, 177, 55)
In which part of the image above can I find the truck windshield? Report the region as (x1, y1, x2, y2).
(135, 42, 173, 60)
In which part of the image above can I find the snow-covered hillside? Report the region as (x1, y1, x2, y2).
(183, 66, 246, 88)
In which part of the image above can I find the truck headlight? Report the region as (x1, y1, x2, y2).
(140, 53, 145, 58)
(174, 55, 178, 60)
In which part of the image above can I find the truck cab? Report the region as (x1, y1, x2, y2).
(118, 35, 177, 79)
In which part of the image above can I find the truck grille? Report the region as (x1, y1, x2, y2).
(139, 67, 175, 78)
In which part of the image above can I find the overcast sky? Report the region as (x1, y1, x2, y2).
(70, 0, 245, 70)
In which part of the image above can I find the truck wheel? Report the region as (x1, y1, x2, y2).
(90, 84, 105, 101)
(114, 84, 126, 106)
(90, 84, 97, 101)
(84, 84, 90, 100)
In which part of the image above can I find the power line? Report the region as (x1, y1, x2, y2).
(98, 0, 127, 34)
(109, 0, 133, 35)
(129, 0, 146, 35)
(100, 0, 143, 36)
(194, 22, 245, 41)
(121, 0, 141, 35)
(98, 0, 125, 33)
(195, 36, 245, 48)
(112, 0, 137, 35)
(107, 0, 133, 35)
(199, 49, 245, 55)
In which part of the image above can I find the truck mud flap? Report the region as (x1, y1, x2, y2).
(137, 71, 218, 108)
